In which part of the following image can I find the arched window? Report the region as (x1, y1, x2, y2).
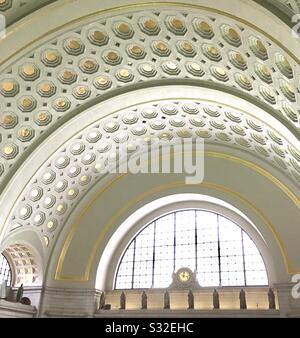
(0, 253, 12, 286)
(115, 210, 268, 289)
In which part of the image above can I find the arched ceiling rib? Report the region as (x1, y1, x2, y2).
(3, 98, 300, 252)
(0, 7, 299, 193)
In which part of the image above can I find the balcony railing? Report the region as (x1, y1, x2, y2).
(95, 287, 279, 317)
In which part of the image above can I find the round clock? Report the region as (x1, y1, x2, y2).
(179, 270, 191, 282)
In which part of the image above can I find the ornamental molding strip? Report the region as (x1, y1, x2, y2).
(0, 8, 299, 193)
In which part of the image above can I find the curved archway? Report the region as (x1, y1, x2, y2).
(96, 194, 276, 291)
(0, 0, 299, 317)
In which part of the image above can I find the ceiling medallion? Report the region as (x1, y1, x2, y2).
(210, 66, 229, 81)
(102, 50, 122, 65)
(88, 29, 109, 46)
(138, 17, 160, 35)
(34, 111, 52, 126)
(275, 53, 293, 79)
(165, 16, 187, 35)
(126, 44, 146, 59)
(64, 38, 85, 55)
(113, 22, 134, 39)
(1, 113, 18, 129)
(138, 63, 157, 77)
(0, 79, 19, 97)
(228, 51, 247, 70)
(254, 63, 273, 84)
(202, 44, 222, 61)
(193, 19, 214, 39)
(58, 69, 78, 84)
(220, 24, 242, 47)
(94, 75, 112, 90)
(41, 50, 62, 67)
(249, 36, 268, 60)
(176, 41, 196, 57)
(151, 41, 171, 57)
(1, 143, 18, 159)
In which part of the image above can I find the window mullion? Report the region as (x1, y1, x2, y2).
(173, 212, 176, 272)
(217, 214, 222, 287)
(131, 239, 136, 289)
(151, 221, 156, 288)
(241, 230, 247, 286)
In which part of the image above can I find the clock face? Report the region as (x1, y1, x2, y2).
(178, 270, 190, 282)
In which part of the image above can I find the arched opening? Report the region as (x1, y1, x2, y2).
(115, 209, 268, 290)
(0, 253, 12, 286)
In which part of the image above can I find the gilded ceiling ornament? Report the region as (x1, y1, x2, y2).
(254, 63, 273, 84)
(102, 50, 122, 65)
(1, 143, 18, 159)
(193, 19, 214, 39)
(41, 50, 62, 67)
(161, 61, 180, 75)
(1, 113, 18, 129)
(151, 41, 171, 57)
(79, 58, 99, 74)
(210, 66, 229, 81)
(34, 111, 52, 126)
(42, 170, 56, 184)
(185, 62, 205, 77)
(228, 51, 247, 70)
(73, 85, 91, 100)
(138, 63, 157, 77)
(0, 79, 19, 97)
(18, 96, 36, 112)
(64, 38, 85, 55)
(176, 41, 196, 57)
(113, 22, 134, 39)
(58, 69, 78, 84)
(93, 75, 112, 90)
(115, 68, 134, 82)
(126, 44, 146, 59)
(0, 0, 12, 11)
(165, 16, 187, 35)
(202, 44, 222, 61)
(275, 53, 293, 79)
(17, 126, 35, 142)
(249, 36, 268, 60)
(53, 97, 71, 112)
(37, 81, 56, 97)
(220, 24, 242, 47)
(138, 17, 160, 35)
(235, 73, 253, 91)
(88, 30, 109, 46)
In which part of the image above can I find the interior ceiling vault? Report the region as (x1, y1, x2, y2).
(0, 2, 299, 262)
(0, 7, 299, 190)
